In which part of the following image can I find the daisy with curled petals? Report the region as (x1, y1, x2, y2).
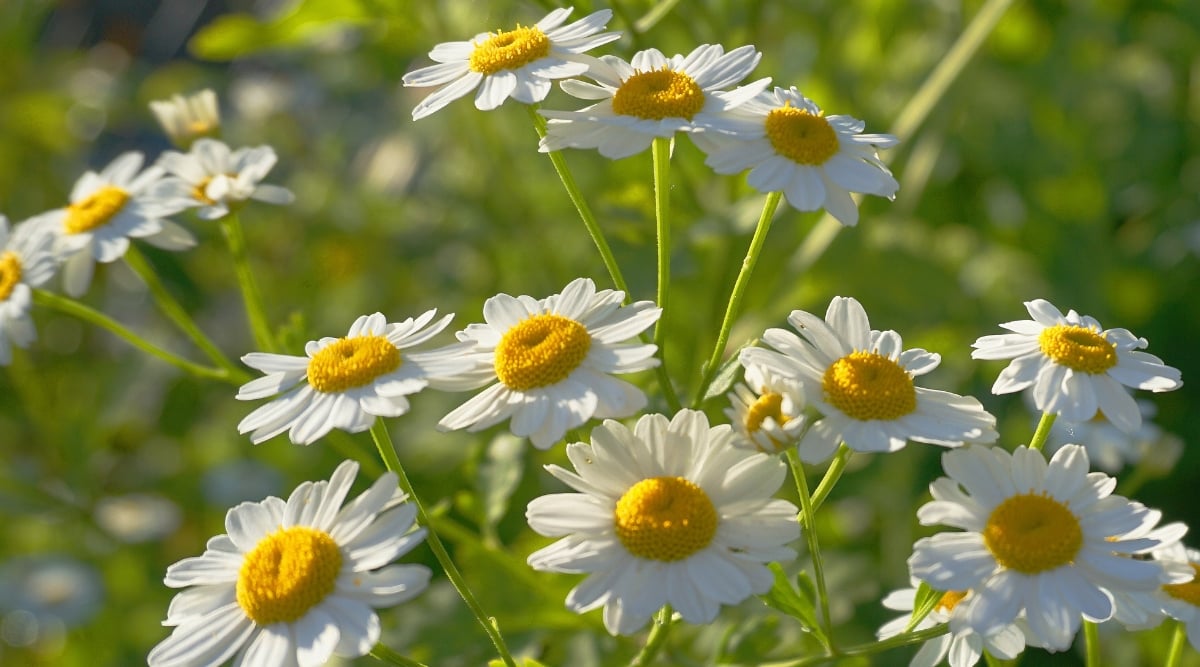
(691, 86, 899, 226)
(526, 410, 800, 635)
(539, 44, 770, 159)
(0, 216, 57, 365)
(740, 296, 997, 464)
(153, 138, 294, 220)
(908, 444, 1188, 651)
(724, 362, 809, 454)
(402, 7, 620, 121)
(877, 583, 1026, 667)
(972, 299, 1181, 433)
(237, 310, 471, 445)
(26, 151, 193, 297)
(148, 460, 431, 667)
(437, 277, 660, 449)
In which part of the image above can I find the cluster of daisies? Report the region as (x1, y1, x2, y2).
(0, 89, 292, 365)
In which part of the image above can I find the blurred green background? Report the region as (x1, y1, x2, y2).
(1, 0, 1198, 665)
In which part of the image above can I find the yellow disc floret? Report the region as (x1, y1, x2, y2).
(0, 251, 22, 302)
(765, 105, 839, 165)
(822, 351, 917, 421)
(1038, 324, 1118, 374)
(64, 185, 130, 235)
(236, 526, 342, 625)
(935, 590, 969, 614)
(614, 476, 718, 561)
(983, 493, 1083, 574)
(494, 314, 591, 390)
(307, 335, 402, 393)
(469, 25, 551, 75)
(1164, 563, 1200, 606)
(611, 68, 706, 120)
(745, 391, 788, 433)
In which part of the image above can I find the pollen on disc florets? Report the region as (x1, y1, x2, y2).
(822, 351, 917, 421)
(306, 335, 402, 393)
(1164, 564, 1200, 606)
(468, 25, 551, 75)
(614, 476, 719, 562)
(64, 185, 130, 235)
(494, 314, 591, 391)
(611, 68, 706, 121)
(765, 104, 840, 165)
(1038, 324, 1118, 374)
(982, 493, 1083, 574)
(0, 251, 22, 301)
(235, 526, 343, 625)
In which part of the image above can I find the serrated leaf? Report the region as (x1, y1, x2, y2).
(759, 562, 829, 647)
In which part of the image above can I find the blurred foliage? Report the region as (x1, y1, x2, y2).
(2, 0, 1199, 665)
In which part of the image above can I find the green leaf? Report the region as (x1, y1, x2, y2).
(759, 563, 830, 647)
(702, 337, 759, 403)
(907, 582, 941, 632)
(476, 433, 526, 536)
(188, 0, 374, 61)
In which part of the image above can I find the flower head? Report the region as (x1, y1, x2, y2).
(1043, 395, 1177, 473)
(539, 44, 770, 159)
(150, 89, 221, 147)
(741, 296, 997, 463)
(725, 361, 809, 454)
(526, 410, 800, 635)
(437, 277, 660, 449)
(153, 139, 294, 220)
(691, 87, 898, 226)
(972, 299, 1181, 432)
(403, 7, 620, 120)
(877, 583, 1027, 667)
(909, 444, 1186, 651)
(148, 460, 431, 667)
(26, 151, 193, 297)
(0, 216, 57, 365)
(237, 310, 471, 445)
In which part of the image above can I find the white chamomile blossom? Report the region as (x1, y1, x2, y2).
(0, 217, 57, 365)
(1107, 519, 1190, 631)
(26, 151, 194, 297)
(691, 87, 899, 226)
(908, 444, 1189, 651)
(150, 89, 220, 147)
(740, 296, 997, 464)
(153, 139, 294, 220)
(724, 361, 809, 454)
(1156, 546, 1200, 651)
(437, 277, 660, 449)
(148, 460, 431, 667)
(877, 584, 1026, 667)
(237, 310, 471, 445)
(526, 410, 800, 635)
(539, 44, 770, 159)
(402, 7, 620, 121)
(971, 298, 1181, 433)
(1043, 395, 1174, 473)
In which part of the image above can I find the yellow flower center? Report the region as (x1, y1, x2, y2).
(1038, 324, 1117, 374)
(63, 185, 130, 235)
(236, 526, 342, 626)
(468, 25, 551, 75)
(1164, 563, 1200, 607)
(306, 335, 402, 393)
(192, 177, 216, 205)
(935, 590, 969, 614)
(614, 476, 718, 562)
(611, 68, 706, 120)
(983, 493, 1083, 574)
(822, 351, 917, 421)
(0, 251, 22, 302)
(746, 391, 789, 433)
(765, 105, 840, 165)
(494, 314, 591, 390)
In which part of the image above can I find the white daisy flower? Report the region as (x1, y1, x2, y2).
(237, 310, 471, 445)
(148, 460, 431, 667)
(740, 296, 997, 464)
(877, 584, 1026, 667)
(1108, 519, 1190, 631)
(526, 410, 800, 635)
(724, 361, 809, 454)
(1158, 546, 1200, 651)
(153, 139, 294, 220)
(26, 151, 194, 297)
(691, 86, 898, 226)
(0, 216, 57, 365)
(150, 89, 221, 147)
(908, 444, 1185, 651)
(971, 298, 1181, 432)
(402, 7, 620, 121)
(437, 277, 660, 450)
(1043, 396, 1173, 473)
(539, 44, 770, 159)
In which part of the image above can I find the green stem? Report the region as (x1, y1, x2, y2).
(786, 448, 834, 647)
(1084, 620, 1100, 667)
(651, 136, 682, 412)
(368, 419, 518, 667)
(32, 289, 243, 384)
(122, 245, 243, 377)
(692, 191, 782, 407)
(218, 212, 278, 352)
(728, 624, 949, 667)
(369, 643, 428, 667)
(1165, 619, 1187, 667)
(1028, 411, 1057, 452)
(630, 604, 675, 667)
(809, 444, 853, 516)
